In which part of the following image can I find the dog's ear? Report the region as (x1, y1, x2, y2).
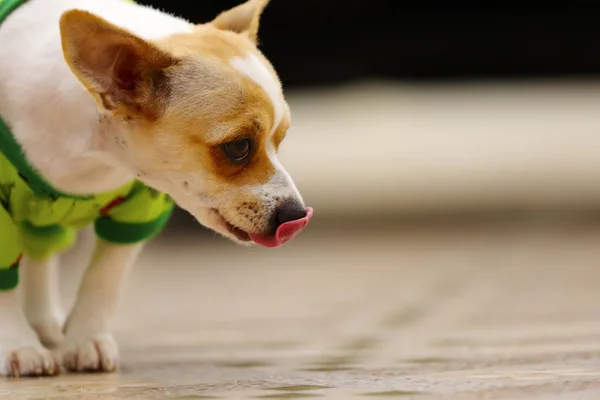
(211, 0, 269, 43)
(60, 10, 177, 121)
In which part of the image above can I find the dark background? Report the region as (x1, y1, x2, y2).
(139, 0, 600, 86)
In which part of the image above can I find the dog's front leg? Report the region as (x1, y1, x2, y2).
(60, 238, 143, 373)
(21, 256, 65, 349)
(0, 289, 60, 377)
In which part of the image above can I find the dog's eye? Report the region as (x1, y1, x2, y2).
(223, 139, 251, 163)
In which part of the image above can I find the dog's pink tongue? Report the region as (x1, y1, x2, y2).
(249, 207, 313, 248)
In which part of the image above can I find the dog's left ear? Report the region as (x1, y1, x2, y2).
(211, 0, 269, 43)
(60, 10, 178, 121)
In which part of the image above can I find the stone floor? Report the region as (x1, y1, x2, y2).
(3, 218, 600, 399)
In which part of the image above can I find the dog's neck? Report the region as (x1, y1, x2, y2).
(10, 100, 136, 196)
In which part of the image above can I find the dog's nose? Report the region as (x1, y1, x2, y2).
(276, 204, 307, 226)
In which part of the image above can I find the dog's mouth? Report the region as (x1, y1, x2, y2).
(211, 208, 313, 248)
(211, 209, 252, 242)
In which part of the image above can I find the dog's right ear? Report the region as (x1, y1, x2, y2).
(60, 10, 178, 121)
(211, 0, 269, 43)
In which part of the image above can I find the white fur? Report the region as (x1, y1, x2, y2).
(262, 143, 303, 201)
(21, 257, 65, 348)
(231, 53, 285, 135)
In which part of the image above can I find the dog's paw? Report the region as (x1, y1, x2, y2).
(0, 346, 60, 377)
(60, 333, 118, 373)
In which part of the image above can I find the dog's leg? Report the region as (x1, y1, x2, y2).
(60, 238, 142, 372)
(0, 289, 59, 377)
(21, 256, 65, 348)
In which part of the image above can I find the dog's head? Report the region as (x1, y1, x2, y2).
(59, 0, 312, 247)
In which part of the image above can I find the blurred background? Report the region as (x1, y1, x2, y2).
(136, 0, 600, 231)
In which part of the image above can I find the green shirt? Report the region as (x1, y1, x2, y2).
(0, 122, 173, 290)
(0, 0, 27, 21)
(0, 120, 174, 260)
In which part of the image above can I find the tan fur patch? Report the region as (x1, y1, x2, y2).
(60, 10, 177, 121)
(210, 0, 269, 43)
(150, 24, 284, 185)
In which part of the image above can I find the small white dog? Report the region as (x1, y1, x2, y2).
(0, 0, 312, 377)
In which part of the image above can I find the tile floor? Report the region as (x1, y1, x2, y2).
(3, 219, 600, 399)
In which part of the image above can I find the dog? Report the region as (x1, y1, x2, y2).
(0, 0, 312, 377)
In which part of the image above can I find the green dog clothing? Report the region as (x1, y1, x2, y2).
(0, 0, 172, 291)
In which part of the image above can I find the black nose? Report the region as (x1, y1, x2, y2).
(277, 205, 307, 225)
